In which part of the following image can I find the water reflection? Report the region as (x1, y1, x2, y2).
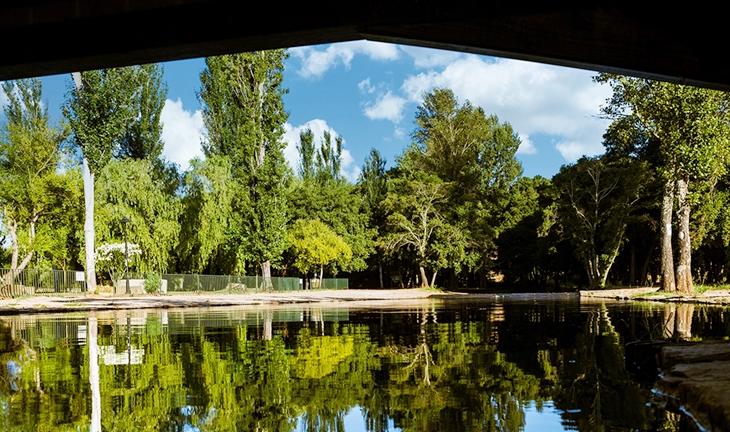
(0, 299, 726, 430)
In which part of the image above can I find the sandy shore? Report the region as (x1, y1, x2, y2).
(0, 289, 463, 315)
(1, 286, 727, 316)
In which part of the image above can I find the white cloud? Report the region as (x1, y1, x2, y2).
(400, 45, 462, 68)
(555, 141, 603, 162)
(290, 41, 400, 78)
(400, 56, 611, 161)
(363, 91, 408, 123)
(160, 98, 204, 171)
(282, 119, 361, 183)
(516, 134, 537, 155)
(358, 78, 375, 94)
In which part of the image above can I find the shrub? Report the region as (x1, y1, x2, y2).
(144, 273, 162, 294)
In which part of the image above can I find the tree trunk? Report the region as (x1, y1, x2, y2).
(675, 176, 694, 294)
(419, 265, 429, 288)
(89, 315, 101, 432)
(261, 260, 272, 290)
(675, 303, 694, 339)
(8, 218, 18, 270)
(83, 158, 97, 293)
(660, 178, 676, 292)
(319, 265, 324, 288)
(629, 244, 636, 286)
(430, 270, 438, 288)
(378, 265, 383, 288)
(640, 245, 655, 286)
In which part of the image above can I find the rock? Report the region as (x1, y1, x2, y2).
(655, 342, 730, 431)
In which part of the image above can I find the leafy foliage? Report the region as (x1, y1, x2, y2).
(198, 51, 290, 275)
(95, 158, 181, 274)
(553, 156, 651, 288)
(287, 219, 352, 277)
(0, 78, 79, 273)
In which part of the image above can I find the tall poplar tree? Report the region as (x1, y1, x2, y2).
(116, 63, 167, 161)
(198, 51, 290, 278)
(65, 68, 136, 292)
(596, 75, 730, 293)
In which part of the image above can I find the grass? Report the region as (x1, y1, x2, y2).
(420, 286, 444, 293)
(695, 284, 730, 294)
(631, 291, 678, 299)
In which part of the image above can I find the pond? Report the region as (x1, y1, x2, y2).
(0, 296, 726, 431)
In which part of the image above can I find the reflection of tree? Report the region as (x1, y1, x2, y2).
(291, 323, 379, 432)
(662, 303, 695, 340)
(371, 312, 543, 432)
(1, 304, 701, 431)
(554, 305, 656, 431)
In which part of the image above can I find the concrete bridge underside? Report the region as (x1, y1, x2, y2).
(1, 1, 728, 90)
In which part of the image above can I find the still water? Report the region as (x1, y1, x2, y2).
(0, 295, 727, 431)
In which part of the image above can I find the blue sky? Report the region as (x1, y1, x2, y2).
(3, 41, 612, 181)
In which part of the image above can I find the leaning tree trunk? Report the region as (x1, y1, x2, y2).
(660, 178, 676, 292)
(675, 177, 694, 294)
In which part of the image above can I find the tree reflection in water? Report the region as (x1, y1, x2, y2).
(0, 300, 723, 431)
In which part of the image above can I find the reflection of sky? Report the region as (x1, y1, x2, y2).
(296, 406, 401, 432)
(524, 401, 566, 431)
(179, 405, 218, 432)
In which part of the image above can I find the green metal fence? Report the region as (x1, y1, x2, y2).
(0, 268, 87, 297)
(0, 268, 348, 298)
(157, 274, 299, 294)
(157, 274, 348, 294)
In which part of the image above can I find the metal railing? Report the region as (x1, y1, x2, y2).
(0, 268, 349, 298)
(0, 268, 87, 298)
(155, 274, 348, 294)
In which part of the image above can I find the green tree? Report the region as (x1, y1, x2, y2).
(381, 171, 464, 288)
(0, 78, 77, 279)
(596, 75, 730, 293)
(115, 63, 167, 162)
(358, 149, 388, 287)
(199, 51, 290, 278)
(177, 156, 235, 274)
(315, 130, 343, 183)
(288, 130, 375, 275)
(65, 68, 138, 292)
(297, 128, 316, 180)
(287, 219, 352, 286)
(394, 88, 523, 287)
(95, 158, 181, 274)
(553, 156, 651, 288)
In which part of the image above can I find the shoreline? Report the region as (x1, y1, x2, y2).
(580, 286, 730, 305)
(0, 286, 727, 316)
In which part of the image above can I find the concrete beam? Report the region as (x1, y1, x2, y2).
(1, 2, 728, 89)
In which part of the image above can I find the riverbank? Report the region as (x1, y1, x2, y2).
(0, 289, 445, 315)
(580, 286, 730, 305)
(2, 285, 726, 316)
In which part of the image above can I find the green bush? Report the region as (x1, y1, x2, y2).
(144, 273, 162, 294)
